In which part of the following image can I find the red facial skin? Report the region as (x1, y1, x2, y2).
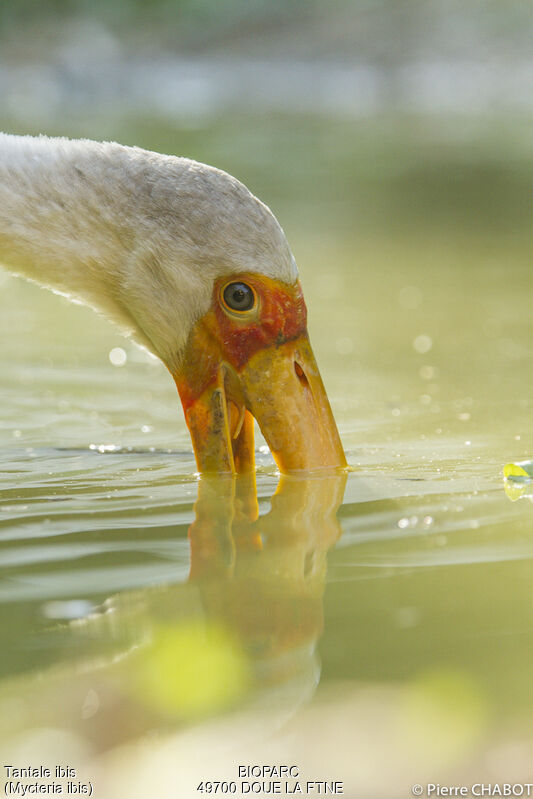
(174, 272, 347, 475)
(214, 275, 307, 369)
(176, 274, 308, 410)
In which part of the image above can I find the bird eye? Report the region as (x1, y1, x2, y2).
(222, 282, 256, 313)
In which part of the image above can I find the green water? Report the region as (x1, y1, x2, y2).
(2, 115, 533, 796)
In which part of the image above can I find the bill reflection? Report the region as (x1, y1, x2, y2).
(0, 471, 347, 757)
(185, 472, 346, 713)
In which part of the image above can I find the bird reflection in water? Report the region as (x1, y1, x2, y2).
(184, 471, 346, 712)
(0, 471, 347, 754)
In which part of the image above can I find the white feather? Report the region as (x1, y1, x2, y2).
(0, 133, 298, 372)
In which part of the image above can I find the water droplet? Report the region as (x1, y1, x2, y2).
(419, 365, 436, 380)
(398, 285, 422, 309)
(413, 334, 433, 354)
(395, 606, 420, 628)
(97, 444, 119, 453)
(398, 517, 409, 529)
(335, 337, 354, 355)
(141, 424, 153, 433)
(109, 347, 127, 367)
(42, 599, 93, 620)
(423, 515, 434, 526)
(12, 430, 22, 438)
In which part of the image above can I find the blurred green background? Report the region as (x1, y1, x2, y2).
(2, 0, 533, 243)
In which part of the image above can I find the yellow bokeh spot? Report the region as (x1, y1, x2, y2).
(400, 668, 488, 767)
(135, 621, 250, 719)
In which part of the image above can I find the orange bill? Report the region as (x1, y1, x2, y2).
(173, 275, 347, 475)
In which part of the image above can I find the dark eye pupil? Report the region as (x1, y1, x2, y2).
(223, 282, 254, 311)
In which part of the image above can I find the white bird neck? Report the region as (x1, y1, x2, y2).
(0, 133, 296, 372)
(0, 134, 168, 355)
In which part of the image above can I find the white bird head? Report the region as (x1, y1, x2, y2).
(0, 135, 346, 474)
